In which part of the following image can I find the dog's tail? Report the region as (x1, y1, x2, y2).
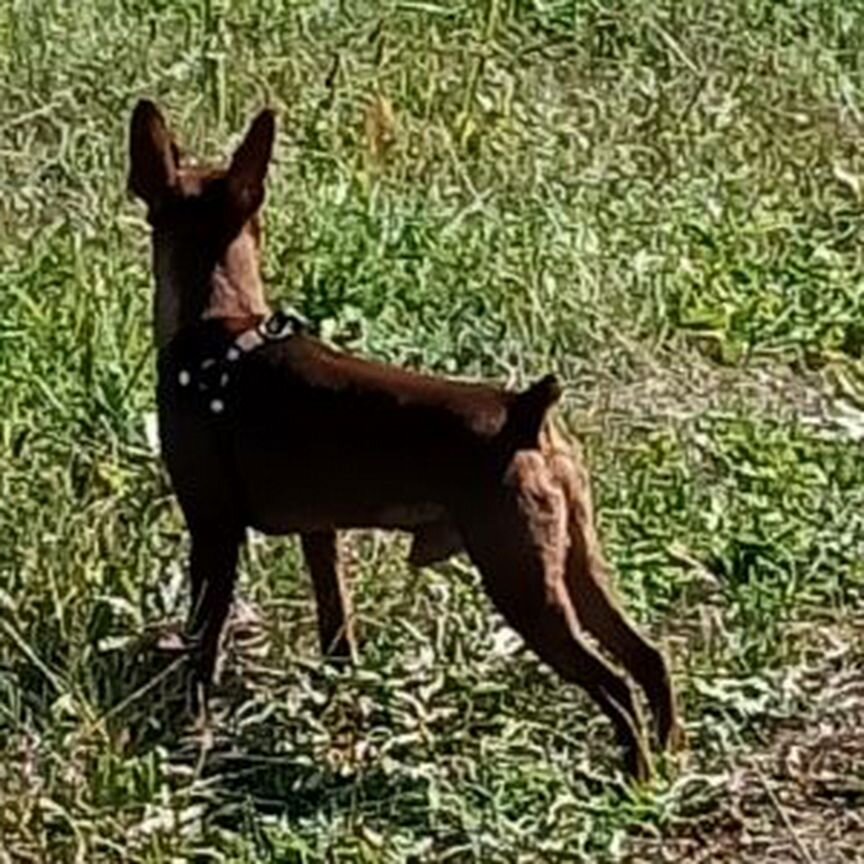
(497, 373, 562, 454)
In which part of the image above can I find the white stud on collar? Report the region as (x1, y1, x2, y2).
(236, 329, 265, 353)
(210, 399, 225, 414)
(178, 370, 191, 387)
(227, 347, 240, 361)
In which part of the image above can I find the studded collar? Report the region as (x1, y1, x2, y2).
(169, 308, 309, 415)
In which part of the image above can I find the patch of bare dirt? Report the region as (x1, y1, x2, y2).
(561, 346, 863, 441)
(627, 619, 864, 863)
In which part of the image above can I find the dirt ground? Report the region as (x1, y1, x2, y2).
(627, 618, 864, 863)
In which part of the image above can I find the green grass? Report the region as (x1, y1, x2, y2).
(2, 0, 864, 860)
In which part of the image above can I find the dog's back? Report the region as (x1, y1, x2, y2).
(159, 317, 559, 533)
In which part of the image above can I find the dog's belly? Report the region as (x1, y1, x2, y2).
(234, 448, 446, 534)
(246, 498, 447, 534)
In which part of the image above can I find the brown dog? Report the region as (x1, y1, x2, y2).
(128, 100, 679, 780)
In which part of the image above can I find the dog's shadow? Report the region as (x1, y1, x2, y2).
(88, 617, 194, 754)
(89, 606, 431, 826)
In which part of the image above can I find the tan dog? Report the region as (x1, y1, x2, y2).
(128, 101, 680, 780)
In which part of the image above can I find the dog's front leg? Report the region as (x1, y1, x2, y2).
(301, 531, 356, 663)
(186, 526, 244, 707)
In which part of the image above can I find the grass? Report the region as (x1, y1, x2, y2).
(1, 0, 864, 860)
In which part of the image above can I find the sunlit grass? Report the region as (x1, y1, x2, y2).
(1, 1, 863, 860)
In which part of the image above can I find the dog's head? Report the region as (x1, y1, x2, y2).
(128, 101, 275, 347)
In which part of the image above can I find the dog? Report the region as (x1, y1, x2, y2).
(128, 100, 680, 780)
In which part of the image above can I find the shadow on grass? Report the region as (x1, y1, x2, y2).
(85, 619, 196, 752)
(83, 617, 434, 831)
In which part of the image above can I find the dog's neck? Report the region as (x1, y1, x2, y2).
(202, 235, 270, 324)
(154, 229, 271, 348)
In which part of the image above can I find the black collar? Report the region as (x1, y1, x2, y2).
(165, 309, 309, 415)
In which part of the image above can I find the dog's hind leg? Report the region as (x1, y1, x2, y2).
(546, 436, 681, 751)
(186, 526, 244, 705)
(459, 451, 652, 781)
(301, 531, 356, 662)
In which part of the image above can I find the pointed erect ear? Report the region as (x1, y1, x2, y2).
(128, 99, 178, 207)
(226, 109, 275, 219)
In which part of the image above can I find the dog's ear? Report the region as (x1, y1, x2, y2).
(226, 109, 275, 221)
(128, 100, 178, 207)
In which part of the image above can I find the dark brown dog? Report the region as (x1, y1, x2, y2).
(128, 100, 680, 780)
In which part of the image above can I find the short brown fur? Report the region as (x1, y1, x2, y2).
(129, 100, 681, 780)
